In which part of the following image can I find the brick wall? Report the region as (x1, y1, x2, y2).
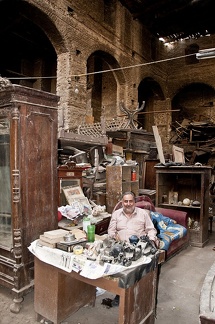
(7, 0, 215, 151)
(26, 0, 163, 128)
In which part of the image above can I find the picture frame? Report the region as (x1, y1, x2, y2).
(59, 179, 81, 206)
(172, 145, 185, 163)
(62, 186, 92, 213)
(62, 186, 84, 200)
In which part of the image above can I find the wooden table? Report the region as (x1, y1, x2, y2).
(34, 255, 159, 324)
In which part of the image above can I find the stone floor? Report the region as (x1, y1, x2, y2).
(155, 229, 215, 324)
(1, 225, 215, 324)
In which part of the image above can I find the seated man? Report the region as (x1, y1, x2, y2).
(107, 191, 159, 306)
(108, 191, 159, 246)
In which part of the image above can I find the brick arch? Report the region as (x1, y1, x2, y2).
(0, 1, 67, 93)
(171, 82, 215, 124)
(19, 2, 67, 55)
(137, 77, 165, 130)
(87, 50, 126, 85)
(86, 50, 126, 122)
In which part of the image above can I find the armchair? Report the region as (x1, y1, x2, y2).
(113, 195, 189, 260)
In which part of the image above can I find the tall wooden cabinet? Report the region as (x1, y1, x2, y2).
(0, 81, 59, 312)
(106, 164, 139, 212)
(155, 166, 211, 247)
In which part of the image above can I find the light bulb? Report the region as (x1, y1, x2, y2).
(74, 86, 79, 94)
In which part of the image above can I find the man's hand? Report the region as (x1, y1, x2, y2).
(115, 233, 120, 241)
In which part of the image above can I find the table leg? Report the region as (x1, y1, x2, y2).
(118, 270, 157, 324)
(34, 258, 96, 324)
(34, 257, 157, 324)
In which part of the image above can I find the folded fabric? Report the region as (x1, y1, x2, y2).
(150, 211, 187, 251)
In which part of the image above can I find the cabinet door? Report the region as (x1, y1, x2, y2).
(143, 159, 159, 189)
(20, 105, 58, 250)
(106, 165, 122, 213)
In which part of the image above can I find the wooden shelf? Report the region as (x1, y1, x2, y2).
(122, 180, 139, 183)
(155, 166, 211, 247)
(159, 203, 200, 209)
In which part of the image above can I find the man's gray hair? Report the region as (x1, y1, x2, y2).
(121, 191, 135, 200)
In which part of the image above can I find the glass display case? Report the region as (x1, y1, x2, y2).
(0, 117, 12, 248)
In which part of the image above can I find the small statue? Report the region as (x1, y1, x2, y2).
(193, 221, 200, 231)
(120, 101, 145, 129)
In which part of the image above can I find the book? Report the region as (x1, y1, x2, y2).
(43, 229, 69, 239)
(38, 239, 56, 249)
(39, 234, 65, 244)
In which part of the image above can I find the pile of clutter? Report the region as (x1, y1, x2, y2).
(83, 235, 157, 267)
(58, 197, 110, 227)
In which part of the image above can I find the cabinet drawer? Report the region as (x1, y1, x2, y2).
(95, 217, 111, 235)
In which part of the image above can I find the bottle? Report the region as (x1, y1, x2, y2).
(87, 225, 95, 242)
(131, 168, 137, 181)
(83, 217, 91, 233)
(173, 192, 178, 204)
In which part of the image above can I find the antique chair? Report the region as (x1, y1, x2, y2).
(113, 195, 189, 260)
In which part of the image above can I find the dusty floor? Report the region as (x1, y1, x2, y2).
(0, 225, 215, 324)
(0, 285, 119, 324)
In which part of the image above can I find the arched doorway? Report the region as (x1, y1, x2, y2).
(172, 82, 215, 123)
(0, 1, 57, 93)
(170, 83, 215, 162)
(138, 77, 165, 131)
(87, 50, 125, 123)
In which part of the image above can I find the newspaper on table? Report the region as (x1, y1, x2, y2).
(28, 240, 151, 279)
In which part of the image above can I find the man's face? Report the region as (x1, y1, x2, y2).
(122, 194, 135, 214)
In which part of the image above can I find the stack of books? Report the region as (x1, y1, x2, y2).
(39, 229, 69, 248)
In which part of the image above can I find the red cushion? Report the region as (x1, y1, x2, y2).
(113, 195, 155, 212)
(135, 201, 155, 211)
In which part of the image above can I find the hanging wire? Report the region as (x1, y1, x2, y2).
(7, 52, 197, 81)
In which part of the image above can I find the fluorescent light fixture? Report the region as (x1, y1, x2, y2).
(196, 48, 215, 60)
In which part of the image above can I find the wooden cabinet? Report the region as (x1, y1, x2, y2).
(106, 165, 139, 213)
(155, 166, 211, 247)
(0, 83, 59, 312)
